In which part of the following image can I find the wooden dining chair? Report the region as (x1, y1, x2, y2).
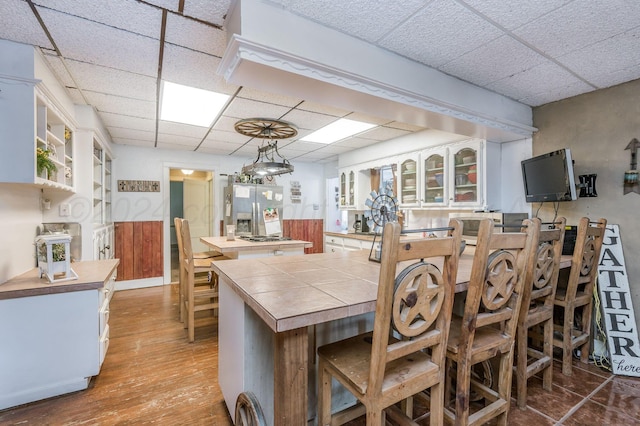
(177, 218, 224, 342)
(174, 217, 225, 323)
(553, 217, 607, 376)
(514, 217, 566, 409)
(443, 217, 539, 425)
(317, 219, 463, 425)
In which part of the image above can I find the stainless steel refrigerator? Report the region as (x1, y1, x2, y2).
(223, 180, 284, 236)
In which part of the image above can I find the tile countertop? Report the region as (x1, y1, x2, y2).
(199, 236, 313, 254)
(325, 231, 427, 241)
(0, 259, 120, 300)
(211, 250, 474, 333)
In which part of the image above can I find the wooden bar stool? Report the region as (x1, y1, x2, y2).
(514, 218, 566, 409)
(553, 217, 607, 376)
(317, 220, 463, 425)
(443, 217, 539, 425)
(177, 218, 225, 342)
(174, 217, 224, 323)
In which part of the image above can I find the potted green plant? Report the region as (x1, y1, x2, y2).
(36, 147, 57, 179)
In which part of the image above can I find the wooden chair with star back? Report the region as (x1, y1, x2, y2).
(317, 219, 463, 425)
(513, 217, 566, 408)
(443, 217, 539, 425)
(553, 217, 607, 376)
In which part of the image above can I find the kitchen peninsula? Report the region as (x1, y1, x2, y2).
(199, 236, 313, 259)
(0, 259, 119, 410)
(211, 249, 474, 425)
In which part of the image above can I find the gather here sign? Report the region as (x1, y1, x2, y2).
(598, 224, 640, 376)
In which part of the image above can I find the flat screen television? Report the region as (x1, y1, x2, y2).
(521, 148, 577, 202)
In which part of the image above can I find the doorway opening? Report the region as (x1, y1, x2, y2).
(169, 168, 214, 283)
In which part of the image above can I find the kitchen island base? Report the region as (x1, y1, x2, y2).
(218, 277, 374, 425)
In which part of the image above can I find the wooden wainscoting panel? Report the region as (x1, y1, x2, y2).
(115, 221, 163, 281)
(282, 219, 324, 254)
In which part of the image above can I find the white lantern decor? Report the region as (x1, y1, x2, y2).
(35, 234, 78, 283)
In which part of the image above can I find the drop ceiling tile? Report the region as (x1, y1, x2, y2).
(212, 116, 244, 134)
(66, 88, 86, 105)
(182, 0, 233, 27)
(380, 0, 503, 68)
(312, 144, 354, 155)
(165, 12, 227, 57)
(460, 0, 573, 30)
(558, 27, 640, 87)
(334, 137, 378, 149)
(514, 0, 640, 57)
(65, 60, 157, 101)
(100, 112, 156, 132)
(156, 142, 197, 151)
(37, 7, 160, 76)
(142, 0, 179, 11)
(238, 87, 303, 108)
(108, 127, 155, 142)
(487, 61, 593, 106)
(0, 0, 53, 49)
(284, 0, 426, 43)
(112, 137, 155, 148)
(440, 35, 547, 86)
(386, 121, 426, 132)
(156, 132, 201, 147)
(158, 121, 209, 139)
(162, 43, 238, 93)
(358, 126, 410, 141)
(205, 128, 251, 145)
(223, 97, 292, 120)
(197, 139, 246, 154)
(297, 100, 350, 117)
(42, 53, 76, 89)
(280, 109, 338, 131)
(85, 91, 156, 119)
(279, 140, 324, 152)
(519, 80, 595, 106)
(34, 0, 162, 38)
(345, 112, 390, 126)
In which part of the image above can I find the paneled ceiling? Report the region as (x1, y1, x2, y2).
(1, 0, 639, 163)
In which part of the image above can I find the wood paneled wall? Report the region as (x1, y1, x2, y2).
(282, 219, 324, 254)
(114, 221, 163, 281)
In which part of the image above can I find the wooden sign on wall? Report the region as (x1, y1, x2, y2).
(598, 224, 640, 376)
(118, 180, 160, 192)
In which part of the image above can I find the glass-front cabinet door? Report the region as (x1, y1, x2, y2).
(397, 156, 419, 206)
(422, 148, 447, 206)
(450, 142, 480, 206)
(348, 170, 355, 206)
(339, 171, 347, 207)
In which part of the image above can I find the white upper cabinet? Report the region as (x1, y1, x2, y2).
(449, 141, 481, 207)
(396, 155, 419, 207)
(421, 147, 448, 206)
(0, 84, 75, 192)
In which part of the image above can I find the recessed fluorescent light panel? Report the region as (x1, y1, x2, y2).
(160, 81, 229, 127)
(301, 118, 377, 144)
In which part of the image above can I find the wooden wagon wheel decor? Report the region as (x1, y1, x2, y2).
(235, 392, 266, 426)
(482, 250, 517, 310)
(580, 237, 597, 276)
(392, 262, 444, 337)
(234, 118, 298, 139)
(533, 242, 554, 289)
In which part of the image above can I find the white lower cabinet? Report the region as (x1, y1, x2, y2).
(0, 260, 118, 410)
(324, 234, 370, 252)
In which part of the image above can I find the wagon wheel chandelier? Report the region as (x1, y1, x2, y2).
(235, 118, 297, 176)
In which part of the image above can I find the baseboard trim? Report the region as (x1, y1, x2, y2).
(115, 277, 164, 291)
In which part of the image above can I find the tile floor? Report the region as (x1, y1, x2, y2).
(509, 360, 640, 425)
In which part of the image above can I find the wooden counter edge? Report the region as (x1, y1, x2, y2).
(0, 259, 120, 300)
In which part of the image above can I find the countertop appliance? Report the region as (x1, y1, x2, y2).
(223, 177, 284, 237)
(448, 212, 528, 245)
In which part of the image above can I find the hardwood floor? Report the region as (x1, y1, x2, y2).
(2, 284, 636, 425)
(0, 284, 233, 425)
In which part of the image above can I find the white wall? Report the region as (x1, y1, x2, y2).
(0, 185, 43, 283)
(112, 144, 327, 223)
